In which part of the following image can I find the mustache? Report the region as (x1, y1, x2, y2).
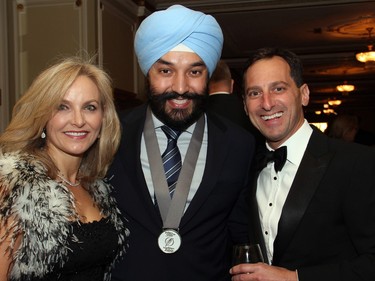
(149, 91, 207, 102)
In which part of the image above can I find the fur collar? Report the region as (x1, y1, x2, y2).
(0, 152, 129, 280)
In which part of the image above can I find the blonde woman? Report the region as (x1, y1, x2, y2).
(0, 57, 129, 281)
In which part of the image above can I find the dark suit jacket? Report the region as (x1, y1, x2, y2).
(207, 93, 250, 129)
(110, 104, 255, 281)
(249, 128, 375, 281)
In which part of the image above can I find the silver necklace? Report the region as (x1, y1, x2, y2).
(57, 173, 81, 187)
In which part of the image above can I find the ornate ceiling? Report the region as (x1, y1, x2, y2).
(131, 0, 375, 122)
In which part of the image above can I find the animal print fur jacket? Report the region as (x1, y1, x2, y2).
(0, 151, 129, 281)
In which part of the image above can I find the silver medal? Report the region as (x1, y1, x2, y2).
(158, 229, 181, 254)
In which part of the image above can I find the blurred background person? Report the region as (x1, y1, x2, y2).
(0, 57, 129, 281)
(325, 114, 359, 142)
(208, 59, 263, 144)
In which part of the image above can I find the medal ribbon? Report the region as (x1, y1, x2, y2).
(144, 106, 204, 229)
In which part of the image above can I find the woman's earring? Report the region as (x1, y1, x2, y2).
(41, 129, 46, 139)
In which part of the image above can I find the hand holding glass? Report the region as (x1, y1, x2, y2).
(232, 243, 264, 266)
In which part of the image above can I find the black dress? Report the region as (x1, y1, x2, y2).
(34, 217, 119, 281)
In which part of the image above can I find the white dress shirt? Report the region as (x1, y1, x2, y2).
(141, 113, 208, 211)
(256, 120, 313, 263)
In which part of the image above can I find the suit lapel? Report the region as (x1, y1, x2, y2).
(180, 113, 230, 227)
(121, 105, 164, 231)
(272, 130, 333, 264)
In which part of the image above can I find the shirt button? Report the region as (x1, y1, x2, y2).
(269, 203, 273, 206)
(265, 231, 268, 235)
(273, 176, 277, 180)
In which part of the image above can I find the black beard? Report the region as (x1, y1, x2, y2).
(147, 88, 207, 131)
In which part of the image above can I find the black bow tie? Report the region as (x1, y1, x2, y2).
(256, 146, 287, 172)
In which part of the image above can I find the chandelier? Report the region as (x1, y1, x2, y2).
(356, 27, 375, 64)
(328, 99, 342, 106)
(336, 82, 355, 93)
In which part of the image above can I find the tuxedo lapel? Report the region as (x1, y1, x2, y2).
(247, 144, 269, 263)
(272, 130, 333, 264)
(249, 168, 270, 264)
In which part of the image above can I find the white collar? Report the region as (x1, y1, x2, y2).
(266, 119, 312, 166)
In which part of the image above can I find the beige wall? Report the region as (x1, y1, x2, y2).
(1, 0, 141, 132)
(0, 1, 9, 133)
(15, 0, 97, 96)
(102, 4, 136, 94)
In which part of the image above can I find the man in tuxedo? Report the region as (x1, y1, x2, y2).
(230, 47, 375, 281)
(109, 5, 255, 281)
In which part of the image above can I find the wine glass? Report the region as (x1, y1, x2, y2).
(232, 243, 264, 266)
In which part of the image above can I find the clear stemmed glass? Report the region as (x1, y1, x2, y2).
(232, 243, 264, 266)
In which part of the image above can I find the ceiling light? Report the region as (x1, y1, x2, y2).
(328, 100, 342, 106)
(356, 27, 375, 63)
(356, 47, 375, 63)
(323, 108, 337, 115)
(336, 83, 355, 93)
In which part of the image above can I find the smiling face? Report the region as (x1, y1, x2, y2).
(147, 51, 208, 130)
(45, 75, 103, 161)
(243, 56, 310, 149)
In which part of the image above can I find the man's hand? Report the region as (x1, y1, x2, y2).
(230, 263, 298, 281)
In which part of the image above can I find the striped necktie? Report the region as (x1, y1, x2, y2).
(161, 126, 182, 197)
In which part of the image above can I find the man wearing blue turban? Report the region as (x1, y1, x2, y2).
(134, 4, 223, 78)
(110, 5, 256, 281)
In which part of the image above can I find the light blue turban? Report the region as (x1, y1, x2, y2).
(134, 4, 223, 77)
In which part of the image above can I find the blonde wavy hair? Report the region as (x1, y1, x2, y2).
(0, 57, 121, 184)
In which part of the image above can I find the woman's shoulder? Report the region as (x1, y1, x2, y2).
(0, 151, 78, 279)
(1, 151, 50, 196)
(0, 151, 70, 215)
(0, 151, 47, 176)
